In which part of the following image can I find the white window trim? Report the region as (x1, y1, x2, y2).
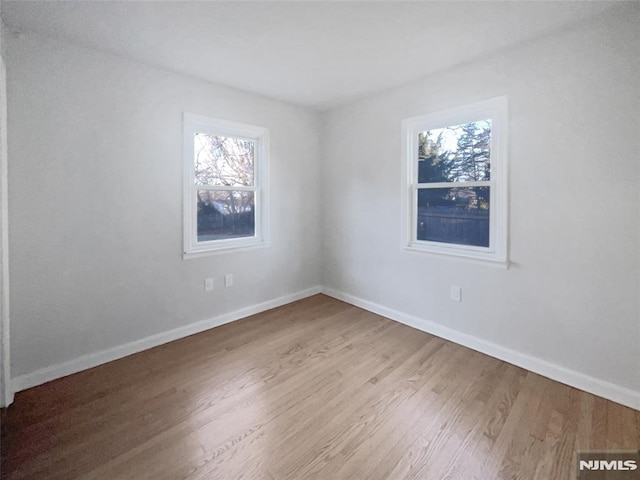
(183, 113, 270, 258)
(400, 96, 508, 265)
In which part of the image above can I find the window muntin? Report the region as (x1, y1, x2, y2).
(184, 114, 269, 256)
(402, 97, 507, 263)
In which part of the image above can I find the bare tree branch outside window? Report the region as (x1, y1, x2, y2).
(194, 133, 256, 240)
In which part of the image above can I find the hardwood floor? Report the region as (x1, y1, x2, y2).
(1, 294, 639, 479)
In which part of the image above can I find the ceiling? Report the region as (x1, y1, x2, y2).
(1, 1, 620, 110)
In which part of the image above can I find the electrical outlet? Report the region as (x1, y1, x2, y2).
(225, 274, 233, 287)
(204, 278, 214, 292)
(450, 286, 462, 302)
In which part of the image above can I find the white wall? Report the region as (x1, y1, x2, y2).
(322, 5, 640, 396)
(6, 32, 322, 379)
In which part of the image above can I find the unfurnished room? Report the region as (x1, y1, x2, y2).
(0, 1, 639, 479)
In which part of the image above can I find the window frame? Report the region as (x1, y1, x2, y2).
(401, 96, 508, 264)
(183, 113, 270, 258)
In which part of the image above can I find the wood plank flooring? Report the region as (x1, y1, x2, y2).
(1, 294, 639, 479)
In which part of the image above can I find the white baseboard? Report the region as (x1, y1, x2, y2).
(321, 287, 640, 411)
(11, 286, 322, 394)
(10, 285, 640, 412)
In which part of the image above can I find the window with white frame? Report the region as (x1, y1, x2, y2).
(401, 96, 508, 263)
(183, 114, 269, 256)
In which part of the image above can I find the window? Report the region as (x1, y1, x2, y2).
(401, 96, 507, 263)
(183, 114, 269, 256)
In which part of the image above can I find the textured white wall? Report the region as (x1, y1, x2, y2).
(6, 33, 322, 377)
(321, 6, 640, 393)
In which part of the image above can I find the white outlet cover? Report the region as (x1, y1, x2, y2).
(450, 286, 462, 302)
(205, 278, 214, 291)
(225, 274, 233, 287)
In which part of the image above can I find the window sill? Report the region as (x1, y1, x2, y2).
(403, 244, 510, 269)
(183, 241, 270, 260)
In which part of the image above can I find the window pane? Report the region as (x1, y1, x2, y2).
(194, 133, 254, 186)
(417, 187, 490, 247)
(418, 120, 491, 183)
(197, 190, 255, 241)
